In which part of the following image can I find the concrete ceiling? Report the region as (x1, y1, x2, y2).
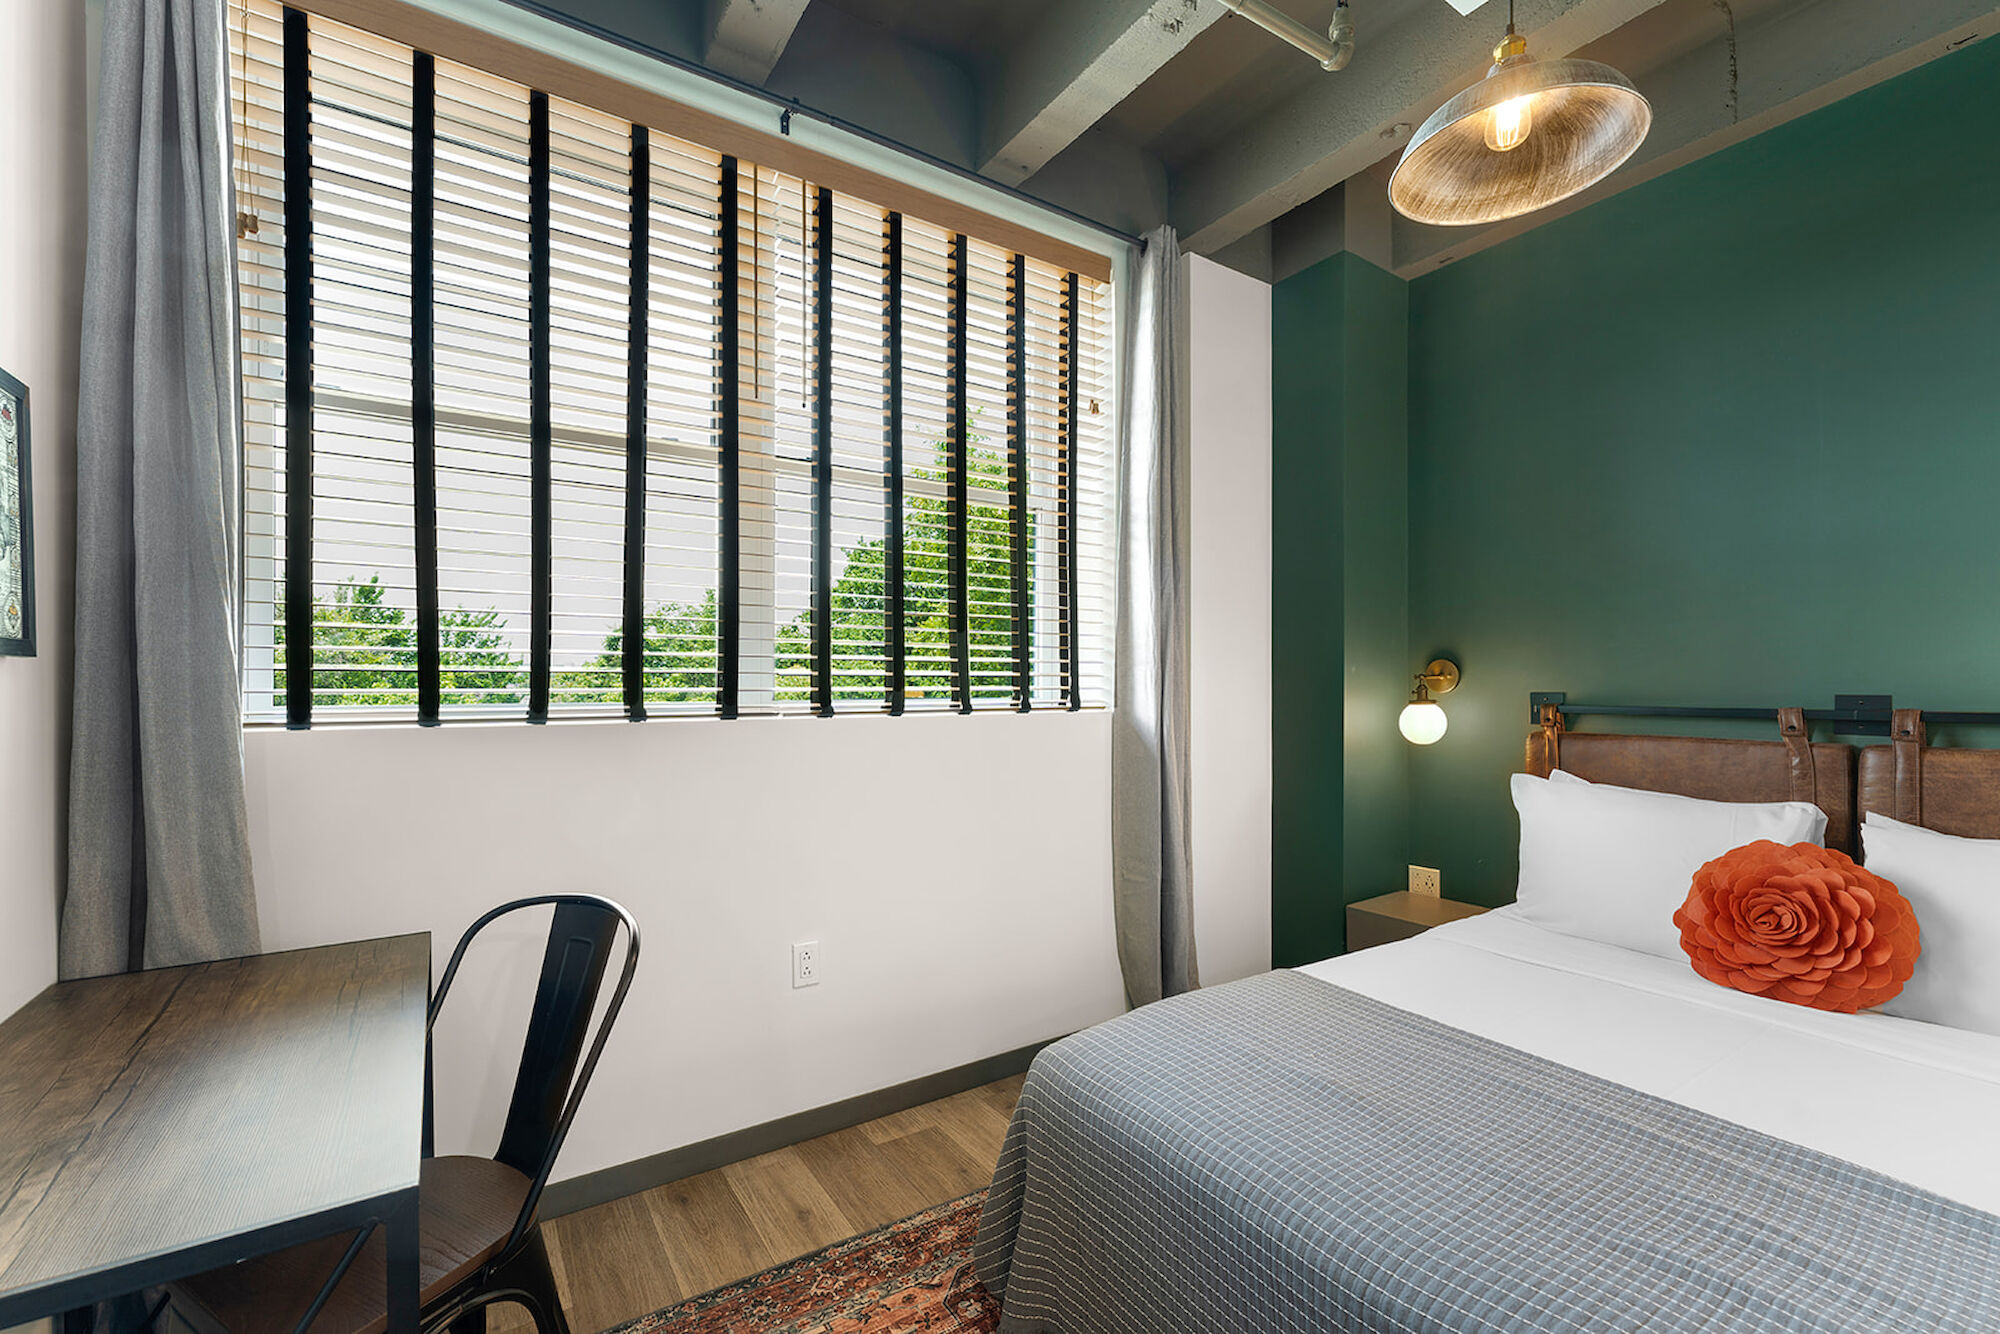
(814, 0, 1071, 72)
(542, 0, 1999, 279)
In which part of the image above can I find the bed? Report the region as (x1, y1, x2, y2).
(973, 711, 2000, 1332)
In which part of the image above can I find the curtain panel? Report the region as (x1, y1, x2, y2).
(1111, 226, 1194, 1009)
(65, 0, 260, 978)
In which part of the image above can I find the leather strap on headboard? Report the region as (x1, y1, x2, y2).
(1892, 708, 1926, 823)
(1532, 702, 1563, 776)
(1779, 707, 1815, 805)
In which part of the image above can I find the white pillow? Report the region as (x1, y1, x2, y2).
(1512, 772, 1829, 959)
(1863, 813, 2000, 1035)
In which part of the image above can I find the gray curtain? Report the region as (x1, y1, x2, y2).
(1111, 225, 1194, 1009)
(64, 0, 259, 979)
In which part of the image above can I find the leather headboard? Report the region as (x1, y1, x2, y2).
(1526, 707, 1858, 856)
(1858, 709, 2000, 839)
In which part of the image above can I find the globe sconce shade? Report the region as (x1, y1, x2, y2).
(1388, 37, 1651, 227)
(1399, 700, 1449, 746)
(1399, 658, 1460, 746)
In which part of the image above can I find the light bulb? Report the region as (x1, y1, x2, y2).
(1399, 700, 1448, 746)
(1485, 95, 1533, 151)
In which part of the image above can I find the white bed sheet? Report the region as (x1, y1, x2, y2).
(1297, 906, 2000, 1217)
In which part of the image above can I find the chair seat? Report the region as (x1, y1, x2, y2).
(173, 1157, 533, 1334)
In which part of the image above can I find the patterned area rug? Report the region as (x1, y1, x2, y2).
(607, 1193, 1001, 1334)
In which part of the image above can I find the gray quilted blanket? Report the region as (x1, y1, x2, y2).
(974, 970, 2000, 1333)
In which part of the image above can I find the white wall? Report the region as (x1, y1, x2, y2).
(0, 0, 87, 1019)
(244, 255, 1275, 1189)
(245, 711, 1123, 1181)
(1187, 255, 1274, 986)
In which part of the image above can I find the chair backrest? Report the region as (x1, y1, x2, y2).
(428, 894, 639, 1247)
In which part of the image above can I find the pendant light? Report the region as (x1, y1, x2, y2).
(1389, 0, 1651, 227)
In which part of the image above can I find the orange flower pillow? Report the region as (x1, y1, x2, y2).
(1673, 841, 1921, 1013)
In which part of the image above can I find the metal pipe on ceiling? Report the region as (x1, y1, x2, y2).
(1218, 0, 1355, 71)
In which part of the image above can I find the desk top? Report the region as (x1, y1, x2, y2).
(0, 935, 430, 1315)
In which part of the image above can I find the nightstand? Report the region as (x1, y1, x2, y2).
(1346, 892, 1490, 952)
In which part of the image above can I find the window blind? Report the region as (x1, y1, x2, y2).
(431, 60, 534, 718)
(823, 193, 894, 713)
(233, 0, 1115, 726)
(896, 217, 958, 710)
(637, 134, 727, 714)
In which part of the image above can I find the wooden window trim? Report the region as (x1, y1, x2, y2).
(284, 0, 1115, 283)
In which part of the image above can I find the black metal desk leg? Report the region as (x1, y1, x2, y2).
(384, 1188, 422, 1334)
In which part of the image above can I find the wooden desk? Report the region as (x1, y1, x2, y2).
(0, 936, 430, 1334)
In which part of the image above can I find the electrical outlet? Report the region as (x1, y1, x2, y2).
(1408, 865, 1441, 898)
(792, 941, 820, 989)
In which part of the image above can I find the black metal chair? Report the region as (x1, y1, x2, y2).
(167, 896, 640, 1334)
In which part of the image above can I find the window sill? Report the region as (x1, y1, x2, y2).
(241, 703, 1107, 732)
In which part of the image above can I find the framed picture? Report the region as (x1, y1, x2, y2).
(0, 366, 34, 658)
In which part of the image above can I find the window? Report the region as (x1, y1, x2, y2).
(231, 1, 1116, 725)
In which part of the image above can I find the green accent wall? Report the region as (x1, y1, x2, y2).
(1272, 252, 1410, 965)
(1408, 35, 2000, 904)
(1271, 35, 2000, 955)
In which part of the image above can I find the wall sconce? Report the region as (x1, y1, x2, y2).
(1398, 659, 1460, 745)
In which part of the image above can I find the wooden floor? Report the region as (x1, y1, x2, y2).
(496, 1074, 1025, 1334)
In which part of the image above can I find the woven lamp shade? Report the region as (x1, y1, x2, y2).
(1389, 56, 1651, 226)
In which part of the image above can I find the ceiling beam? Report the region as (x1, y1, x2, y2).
(980, 0, 1228, 188)
(1389, 0, 2000, 276)
(1171, 0, 1671, 253)
(703, 0, 814, 85)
